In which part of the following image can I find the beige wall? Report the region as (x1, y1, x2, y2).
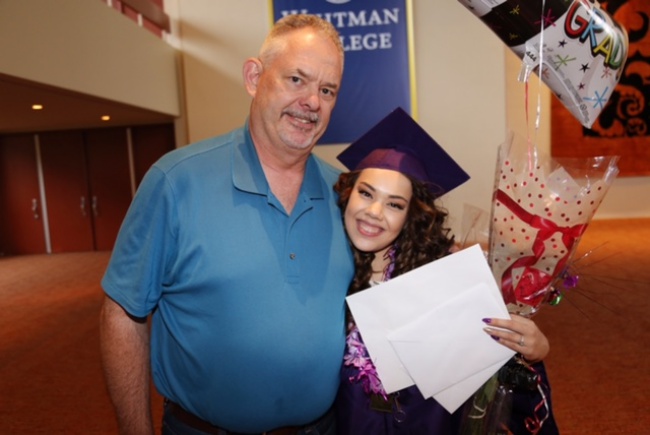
(0, 0, 180, 117)
(167, 0, 268, 145)
(169, 0, 649, 234)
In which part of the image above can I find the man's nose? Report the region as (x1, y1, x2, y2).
(300, 86, 321, 110)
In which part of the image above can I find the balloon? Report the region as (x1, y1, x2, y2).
(458, 0, 629, 128)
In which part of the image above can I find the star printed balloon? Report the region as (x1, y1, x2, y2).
(458, 0, 629, 128)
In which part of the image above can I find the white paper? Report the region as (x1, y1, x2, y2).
(387, 283, 515, 412)
(432, 358, 510, 413)
(345, 244, 515, 411)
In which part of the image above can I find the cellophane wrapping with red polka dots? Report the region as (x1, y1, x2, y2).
(488, 133, 619, 317)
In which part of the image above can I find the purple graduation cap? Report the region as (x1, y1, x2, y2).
(337, 107, 470, 197)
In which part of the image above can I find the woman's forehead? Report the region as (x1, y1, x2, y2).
(357, 168, 412, 198)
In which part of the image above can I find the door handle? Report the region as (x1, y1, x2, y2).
(92, 195, 99, 217)
(80, 196, 87, 217)
(31, 198, 40, 220)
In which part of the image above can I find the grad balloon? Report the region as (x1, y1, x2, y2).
(458, 0, 629, 128)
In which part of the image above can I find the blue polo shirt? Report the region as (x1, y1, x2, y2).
(102, 124, 354, 432)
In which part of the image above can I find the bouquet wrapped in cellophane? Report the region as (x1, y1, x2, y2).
(458, 133, 619, 434)
(489, 133, 619, 317)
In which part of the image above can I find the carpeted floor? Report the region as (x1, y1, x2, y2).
(0, 219, 648, 434)
(0, 251, 164, 434)
(533, 218, 650, 434)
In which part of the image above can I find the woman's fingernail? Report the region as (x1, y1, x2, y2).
(490, 335, 500, 341)
(482, 318, 492, 324)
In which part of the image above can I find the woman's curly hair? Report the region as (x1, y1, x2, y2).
(334, 170, 455, 296)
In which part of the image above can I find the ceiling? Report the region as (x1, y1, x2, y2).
(0, 74, 175, 135)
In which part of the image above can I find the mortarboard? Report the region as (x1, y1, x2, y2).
(337, 107, 470, 197)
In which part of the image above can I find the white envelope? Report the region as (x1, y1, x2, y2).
(387, 283, 514, 412)
(433, 359, 510, 413)
(345, 244, 514, 406)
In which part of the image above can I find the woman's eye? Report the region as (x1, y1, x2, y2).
(357, 189, 372, 198)
(388, 202, 405, 210)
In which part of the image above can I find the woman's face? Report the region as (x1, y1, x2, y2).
(344, 168, 412, 256)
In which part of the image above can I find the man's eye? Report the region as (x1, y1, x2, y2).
(291, 76, 301, 84)
(322, 88, 336, 98)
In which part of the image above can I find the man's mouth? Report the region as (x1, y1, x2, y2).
(285, 111, 318, 126)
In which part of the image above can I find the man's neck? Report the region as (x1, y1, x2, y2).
(254, 142, 310, 215)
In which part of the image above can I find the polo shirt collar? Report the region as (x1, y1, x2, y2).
(232, 121, 325, 200)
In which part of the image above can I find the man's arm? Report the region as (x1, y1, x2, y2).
(99, 296, 154, 435)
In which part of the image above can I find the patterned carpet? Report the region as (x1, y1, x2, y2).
(0, 219, 648, 434)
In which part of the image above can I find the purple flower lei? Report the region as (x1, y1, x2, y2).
(343, 324, 388, 399)
(383, 246, 396, 281)
(342, 245, 397, 399)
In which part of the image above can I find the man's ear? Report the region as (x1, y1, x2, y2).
(242, 58, 263, 97)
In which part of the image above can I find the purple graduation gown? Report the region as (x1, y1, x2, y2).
(335, 324, 461, 434)
(335, 327, 558, 435)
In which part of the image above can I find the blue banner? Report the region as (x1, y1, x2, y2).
(270, 0, 414, 144)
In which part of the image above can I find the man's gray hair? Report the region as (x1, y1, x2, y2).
(259, 14, 344, 67)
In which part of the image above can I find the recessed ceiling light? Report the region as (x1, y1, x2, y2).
(101, 115, 111, 121)
(32, 104, 43, 110)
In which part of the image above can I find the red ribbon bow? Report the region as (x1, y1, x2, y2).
(494, 190, 587, 308)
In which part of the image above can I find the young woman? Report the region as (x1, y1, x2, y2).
(333, 108, 559, 434)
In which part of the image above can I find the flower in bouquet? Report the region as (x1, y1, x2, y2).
(488, 133, 619, 317)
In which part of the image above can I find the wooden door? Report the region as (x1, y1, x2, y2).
(39, 131, 95, 253)
(0, 134, 47, 255)
(85, 128, 132, 251)
(131, 123, 175, 186)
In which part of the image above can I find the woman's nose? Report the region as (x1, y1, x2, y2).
(366, 201, 383, 218)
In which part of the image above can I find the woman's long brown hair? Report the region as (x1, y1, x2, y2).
(334, 170, 455, 296)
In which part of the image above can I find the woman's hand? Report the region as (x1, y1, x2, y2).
(482, 314, 550, 363)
